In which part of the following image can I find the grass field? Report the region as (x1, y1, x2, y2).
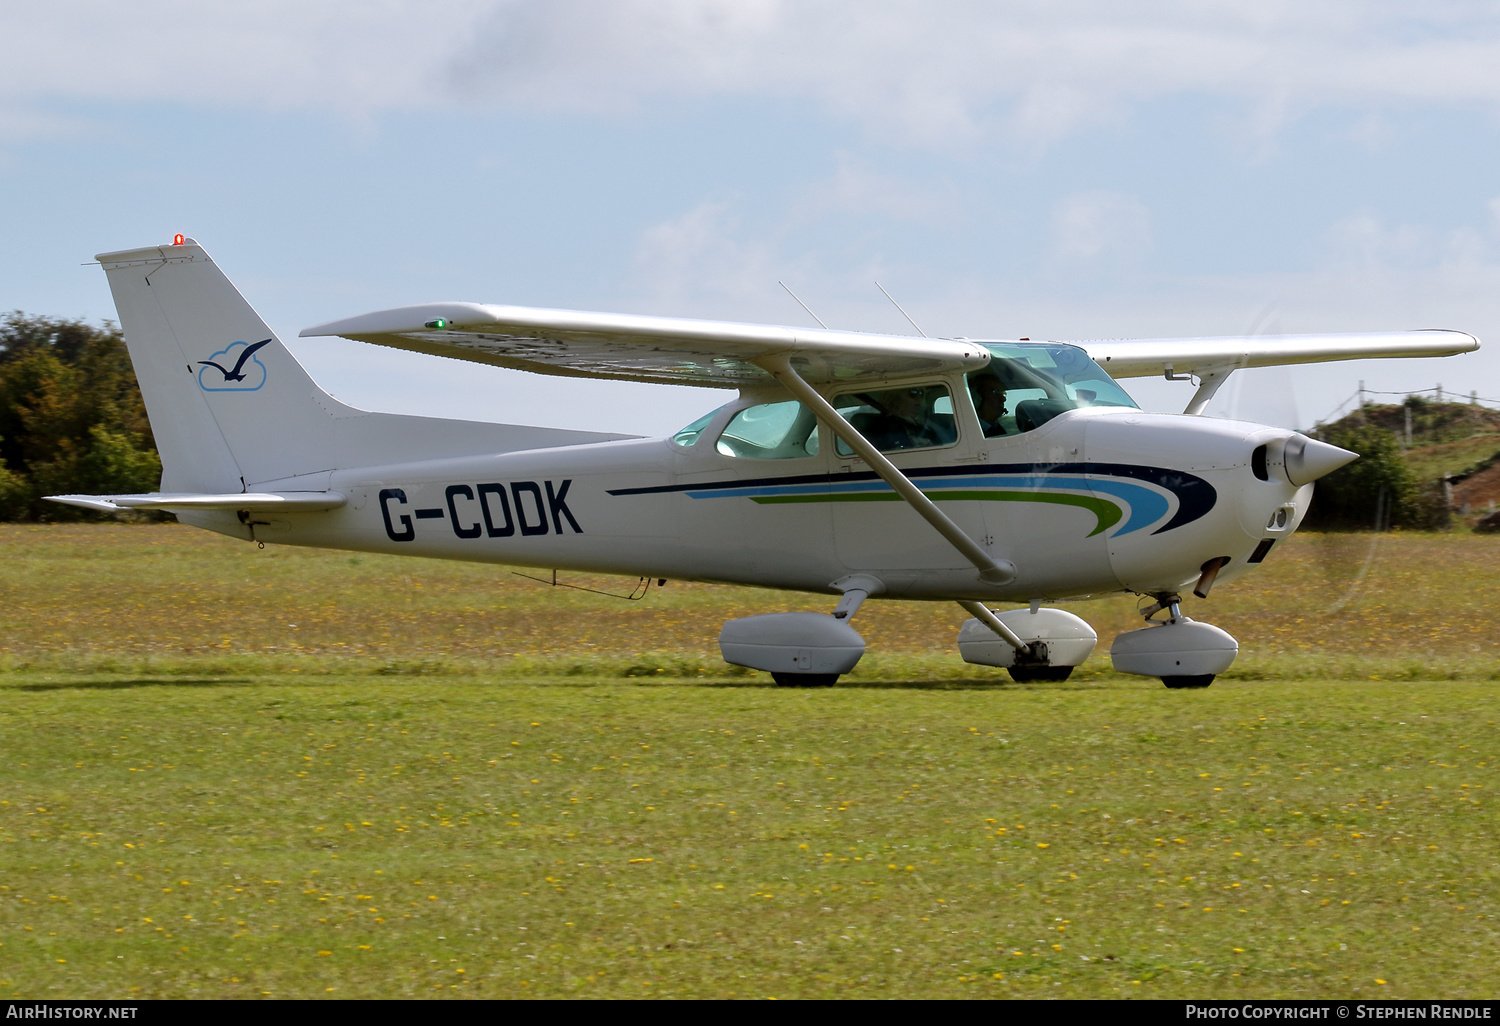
(4, 523, 1500, 680)
(0, 524, 1496, 999)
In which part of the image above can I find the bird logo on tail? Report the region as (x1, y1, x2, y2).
(198, 339, 271, 391)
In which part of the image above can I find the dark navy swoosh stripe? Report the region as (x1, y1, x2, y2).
(610, 461, 1216, 534)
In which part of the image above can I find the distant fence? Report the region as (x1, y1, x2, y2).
(1313, 382, 1500, 429)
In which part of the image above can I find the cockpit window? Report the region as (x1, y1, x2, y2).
(671, 405, 729, 447)
(967, 342, 1136, 436)
(715, 400, 820, 459)
(831, 384, 956, 455)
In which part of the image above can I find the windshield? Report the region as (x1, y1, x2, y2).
(968, 342, 1136, 435)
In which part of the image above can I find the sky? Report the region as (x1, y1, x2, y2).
(5, 1, 1500, 436)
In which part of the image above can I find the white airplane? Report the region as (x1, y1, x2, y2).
(51, 237, 1479, 688)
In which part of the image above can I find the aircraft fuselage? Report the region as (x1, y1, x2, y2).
(236, 404, 1308, 603)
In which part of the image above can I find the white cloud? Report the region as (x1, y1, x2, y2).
(632, 200, 785, 310)
(442, 1, 1500, 146)
(0, 2, 493, 116)
(1051, 191, 1152, 262)
(1321, 211, 1433, 270)
(625, 163, 963, 325)
(0, 103, 96, 143)
(793, 155, 956, 224)
(8, 2, 1500, 145)
(1318, 210, 1496, 272)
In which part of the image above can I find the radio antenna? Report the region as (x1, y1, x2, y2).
(778, 281, 827, 329)
(875, 281, 927, 337)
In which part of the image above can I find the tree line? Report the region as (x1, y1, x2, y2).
(0, 312, 161, 520)
(1305, 412, 1452, 531)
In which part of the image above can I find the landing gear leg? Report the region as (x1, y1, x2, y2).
(1144, 593, 1215, 688)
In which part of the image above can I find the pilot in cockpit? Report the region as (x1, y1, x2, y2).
(969, 372, 1009, 437)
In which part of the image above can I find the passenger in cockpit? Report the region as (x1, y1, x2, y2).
(853, 387, 955, 450)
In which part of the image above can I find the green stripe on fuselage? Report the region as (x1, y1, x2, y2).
(751, 489, 1122, 537)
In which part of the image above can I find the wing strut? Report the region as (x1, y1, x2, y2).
(1182, 363, 1238, 416)
(955, 599, 1031, 653)
(757, 353, 1017, 587)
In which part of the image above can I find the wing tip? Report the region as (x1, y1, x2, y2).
(1415, 328, 1481, 352)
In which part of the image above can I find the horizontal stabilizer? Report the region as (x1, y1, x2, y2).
(46, 491, 346, 513)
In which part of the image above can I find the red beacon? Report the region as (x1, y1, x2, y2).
(172, 234, 185, 246)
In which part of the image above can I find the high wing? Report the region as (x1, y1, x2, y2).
(301, 303, 1479, 388)
(1070, 330, 1478, 378)
(299, 303, 990, 388)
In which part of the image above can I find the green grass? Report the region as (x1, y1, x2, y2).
(0, 524, 1497, 998)
(5, 523, 1500, 680)
(1403, 432, 1500, 483)
(0, 674, 1495, 999)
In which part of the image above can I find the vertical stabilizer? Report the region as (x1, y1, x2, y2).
(97, 238, 346, 491)
(97, 237, 637, 517)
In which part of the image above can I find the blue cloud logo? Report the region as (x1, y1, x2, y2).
(198, 339, 270, 391)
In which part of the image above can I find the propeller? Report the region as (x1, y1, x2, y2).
(1212, 302, 1386, 619)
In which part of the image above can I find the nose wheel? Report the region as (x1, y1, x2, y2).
(771, 672, 838, 687)
(1161, 674, 1214, 689)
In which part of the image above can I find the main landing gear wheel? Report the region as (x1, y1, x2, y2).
(772, 672, 839, 687)
(1161, 675, 1215, 689)
(1007, 665, 1074, 683)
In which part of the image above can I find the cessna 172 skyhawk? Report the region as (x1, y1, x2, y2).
(51, 238, 1480, 688)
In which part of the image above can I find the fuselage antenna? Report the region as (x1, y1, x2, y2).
(778, 281, 828, 329)
(875, 281, 927, 337)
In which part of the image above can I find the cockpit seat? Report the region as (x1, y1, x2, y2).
(1014, 398, 1074, 433)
